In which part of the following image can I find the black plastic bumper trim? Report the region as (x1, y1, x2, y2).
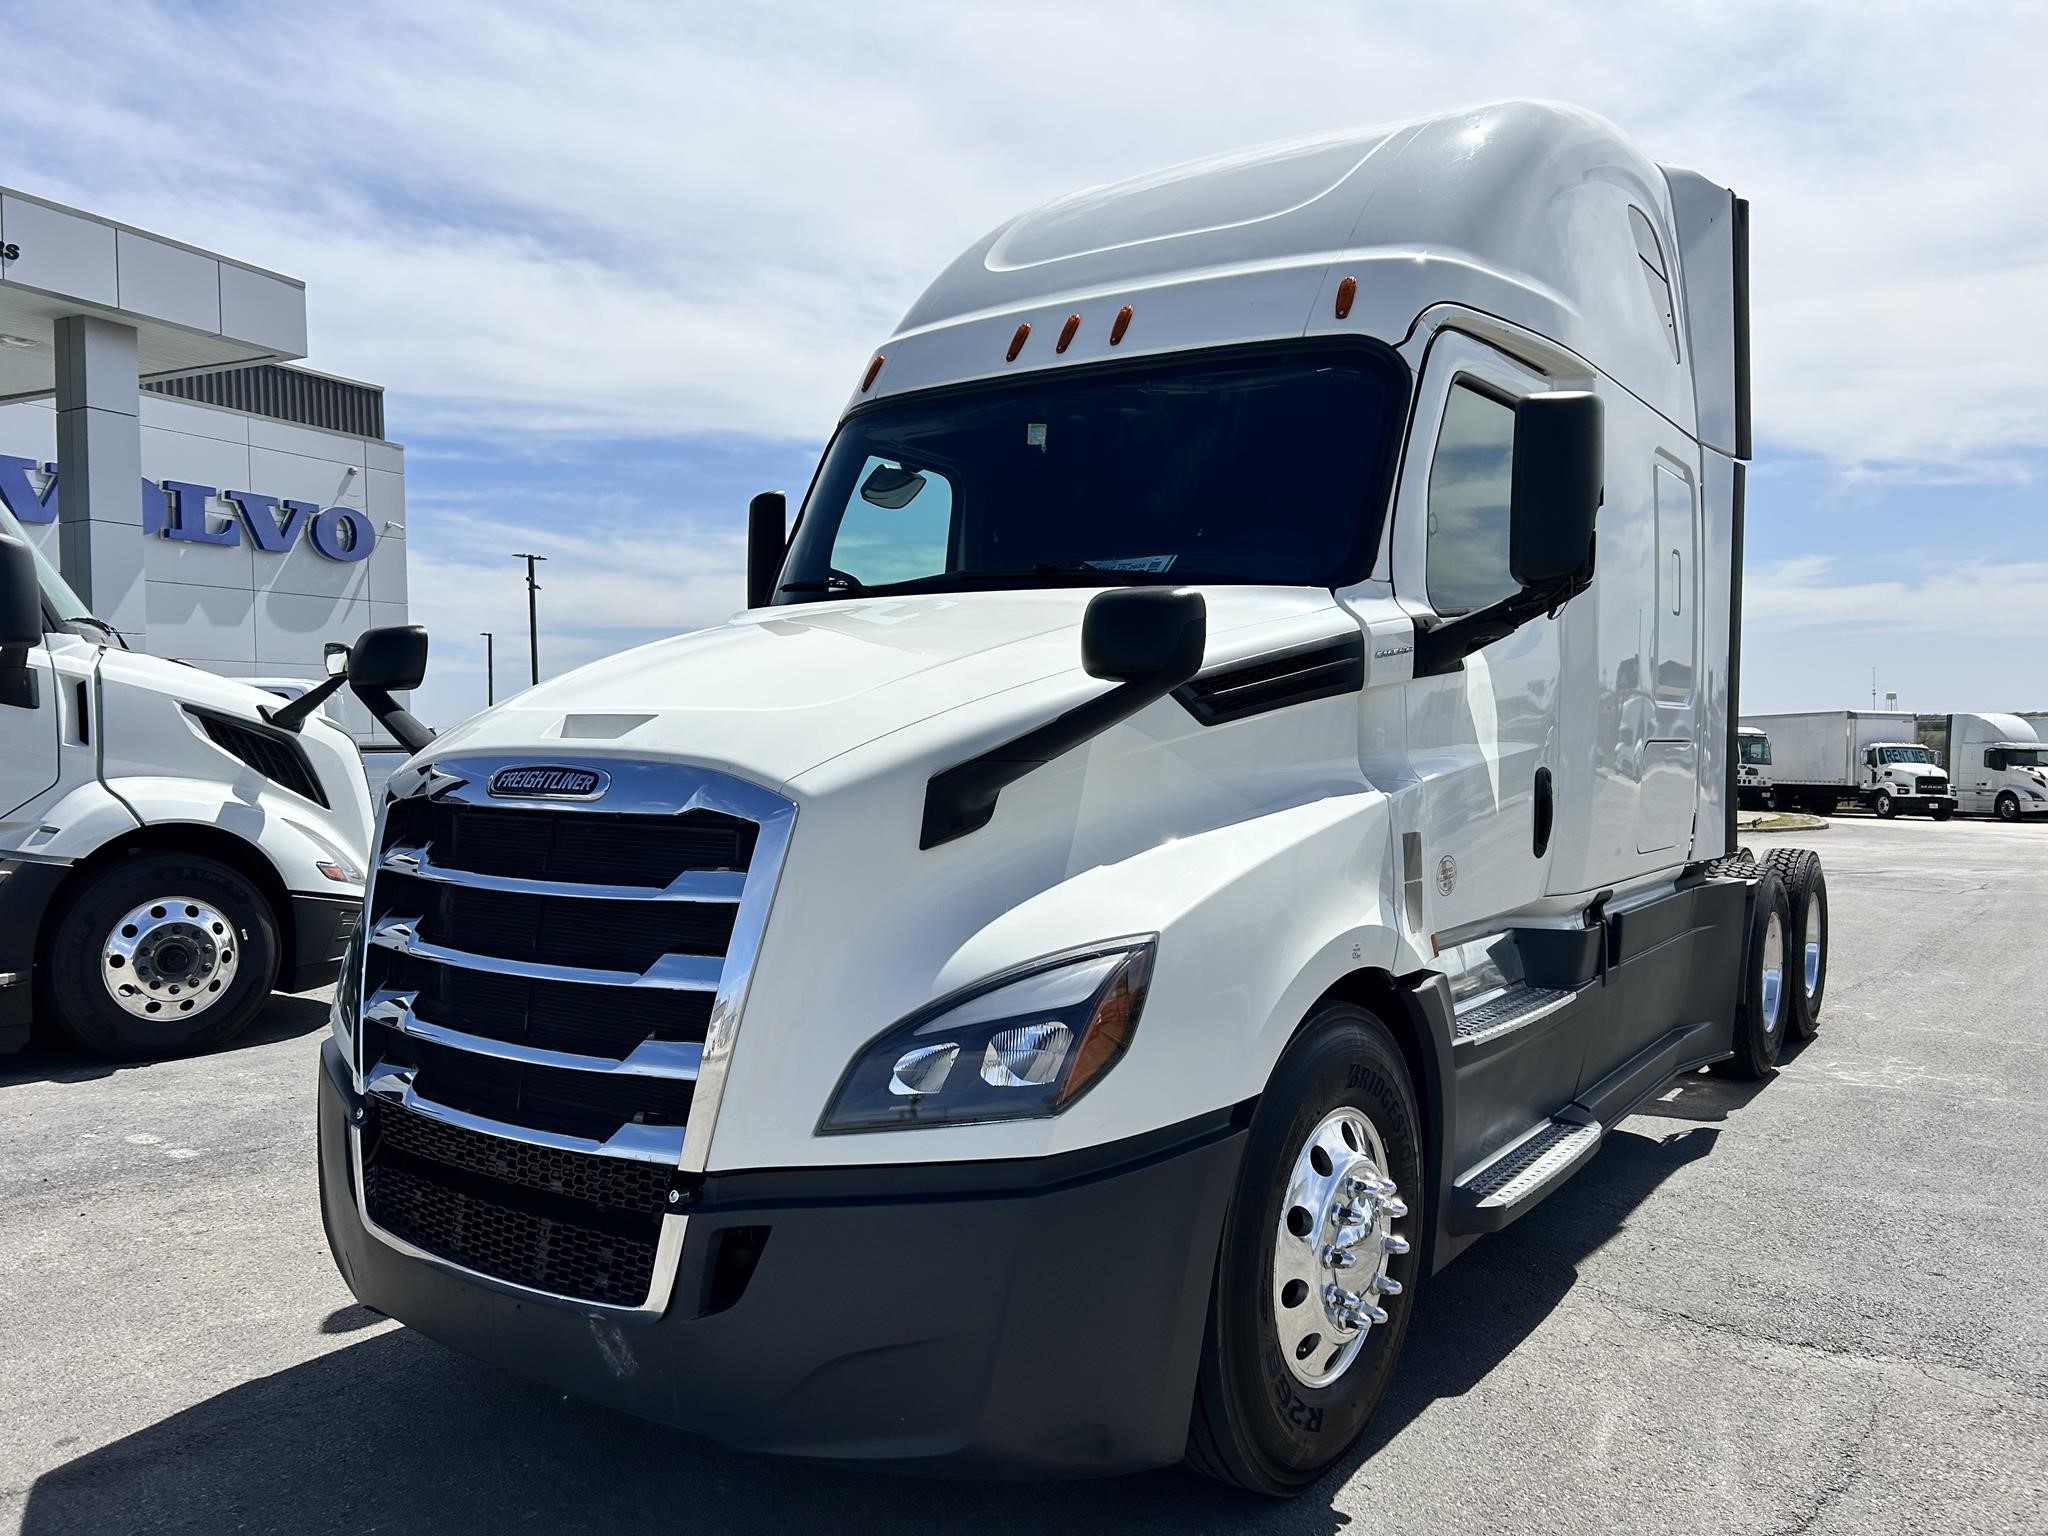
(288, 891, 361, 994)
(0, 856, 69, 1052)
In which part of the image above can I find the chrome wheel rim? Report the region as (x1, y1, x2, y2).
(1760, 910, 1785, 1036)
(1272, 1106, 1408, 1389)
(102, 897, 238, 1023)
(1803, 900, 1822, 1000)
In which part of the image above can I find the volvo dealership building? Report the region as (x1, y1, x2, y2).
(0, 185, 406, 743)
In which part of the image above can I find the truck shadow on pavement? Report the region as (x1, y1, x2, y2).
(18, 1123, 1718, 1536)
(0, 993, 330, 1089)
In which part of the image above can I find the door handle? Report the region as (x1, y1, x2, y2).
(1533, 766, 1554, 858)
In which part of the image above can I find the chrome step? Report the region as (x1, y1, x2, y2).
(1461, 1118, 1603, 1212)
(1452, 982, 1578, 1047)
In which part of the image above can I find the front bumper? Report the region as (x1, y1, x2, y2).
(286, 892, 361, 994)
(317, 1039, 1243, 1477)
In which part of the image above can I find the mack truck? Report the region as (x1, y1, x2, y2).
(1916, 712, 2048, 821)
(0, 508, 387, 1059)
(1737, 724, 1775, 809)
(317, 102, 1831, 1493)
(1742, 709, 1955, 819)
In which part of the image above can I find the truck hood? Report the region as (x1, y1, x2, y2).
(428, 586, 1341, 790)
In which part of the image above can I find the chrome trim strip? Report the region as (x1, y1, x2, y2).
(361, 1061, 688, 1164)
(366, 916, 724, 992)
(348, 1099, 688, 1320)
(365, 989, 703, 1080)
(380, 845, 747, 904)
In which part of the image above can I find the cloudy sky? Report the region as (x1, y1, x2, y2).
(6, 1, 2045, 726)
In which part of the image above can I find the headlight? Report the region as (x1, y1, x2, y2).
(818, 939, 1154, 1134)
(329, 929, 362, 1057)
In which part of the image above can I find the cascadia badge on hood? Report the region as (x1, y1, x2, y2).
(487, 765, 609, 800)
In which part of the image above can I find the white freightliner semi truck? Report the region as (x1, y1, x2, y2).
(1742, 709, 1955, 819)
(317, 103, 1831, 1493)
(1915, 712, 2048, 821)
(0, 507, 394, 1059)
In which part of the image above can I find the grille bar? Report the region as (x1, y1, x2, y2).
(367, 990, 704, 1079)
(364, 1062, 688, 1165)
(366, 917, 724, 992)
(380, 845, 747, 904)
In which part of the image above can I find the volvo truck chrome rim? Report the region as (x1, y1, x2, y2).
(1803, 903, 1822, 1000)
(102, 897, 238, 1022)
(1760, 910, 1785, 1034)
(1272, 1105, 1408, 1389)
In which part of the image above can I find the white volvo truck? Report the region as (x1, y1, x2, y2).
(0, 508, 396, 1059)
(1916, 712, 2048, 821)
(1742, 709, 1955, 819)
(318, 103, 1831, 1493)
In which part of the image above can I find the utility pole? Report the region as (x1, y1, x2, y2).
(479, 631, 495, 706)
(512, 553, 547, 687)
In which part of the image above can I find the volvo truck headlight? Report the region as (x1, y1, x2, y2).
(818, 939, 1154, 1133)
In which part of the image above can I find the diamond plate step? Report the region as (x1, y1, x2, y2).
(1451, 983, 1578, 1047)
(1463, 1118, 1603, 1211)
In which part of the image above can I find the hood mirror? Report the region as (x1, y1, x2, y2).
(859, 463, 928, 510)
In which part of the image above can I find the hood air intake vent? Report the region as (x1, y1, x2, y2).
(1173, 632, 1365, 726)
(187, 707, 328, 806)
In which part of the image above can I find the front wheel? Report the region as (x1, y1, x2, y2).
(1186, 1004, 1423, 1496)
(1874, 790, 1896, 819)
(1996, 792, 2020, 823)
(1931, 802, 1955, 822)
(42, 852, 280, 1060)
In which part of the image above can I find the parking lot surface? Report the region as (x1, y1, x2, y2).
(4, 816, 2045, 1534)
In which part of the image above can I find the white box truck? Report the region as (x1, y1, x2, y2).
(0, 510, 422, 1059)
(1737, 723, 1775, 808)
(1916, 712, 2048, 821)
(1741, 709, 1955, 819)
(317, 103, 1829, 1492)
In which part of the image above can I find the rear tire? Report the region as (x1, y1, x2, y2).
(1996, 792, 2020, 823)
(1711, 868, 1791, 1079)
(1760, 849, 1826, 1039)
(42, 852, 279, 1060)
(1186, 1004, 1423, 1496)
(1874, 790, 1896, 819)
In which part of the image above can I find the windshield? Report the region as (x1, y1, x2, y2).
(778, 343, 1407, 600)
(0, 502, 96, 627)
(1997, 747, 2047, 768)
(1877, 746, 1934, 765)
(1739, 736, 1772, 765)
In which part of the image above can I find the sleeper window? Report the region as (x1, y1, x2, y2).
(1425, 383, 1518, 616)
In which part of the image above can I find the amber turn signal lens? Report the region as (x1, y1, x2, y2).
(1335, 275, 1358, 320)
(1007, 322, 1031, 361)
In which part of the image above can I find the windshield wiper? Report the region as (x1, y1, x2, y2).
(865, 563, 1168, 595)
(779, 574, 873, 596)
(70, 614, 127, 648)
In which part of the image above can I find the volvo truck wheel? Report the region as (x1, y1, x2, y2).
(1186, 1003, 1422, 1496)
(1712, 868, 1792, 1080)
(1874, 790, 1896, 819)
(1761, 849, 1827, 1039)
(1996, 792, 2021, 823)
(44, 852, 280, 1060)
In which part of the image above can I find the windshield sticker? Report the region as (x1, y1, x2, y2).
(1026, 422, 1047, 450)
(1085, 555, 1177, 573)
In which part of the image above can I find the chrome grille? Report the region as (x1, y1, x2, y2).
(350, 755, 794, 1313)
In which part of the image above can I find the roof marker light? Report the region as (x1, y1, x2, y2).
(1007, 322, 1031, 362)
(860, 354, 885, 392)
(1335, 276, 1358, 320)
(1109, 305, 1134, 346)
(1056, 313, 1081, 354)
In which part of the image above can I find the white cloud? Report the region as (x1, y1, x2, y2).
(1747, 554, 2048, 635)
(7, 1, 2047, 475)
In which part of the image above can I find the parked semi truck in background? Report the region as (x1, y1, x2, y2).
(1742, 709, 1955, 818)
(0, 512, 376, 1059)
(1737, 724, 1774, 808)
(319, 103, 1830, 1493)
(1916, 712, 2048, 821)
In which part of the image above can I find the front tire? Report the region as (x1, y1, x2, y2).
(1996, 792, 2021, 823)
(1874, 790, 1896, 819)
(1186, 1004, 1423, 1496)
(1931, 802, 1954, 821)
(43, 852, 279, 1060)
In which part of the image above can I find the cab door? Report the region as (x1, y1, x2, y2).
(1384, 331, 1562, 940)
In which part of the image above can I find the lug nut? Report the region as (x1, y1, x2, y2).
(1324, 1246, 1359, 1269)
(1371, 1274, 1403, 1296)
(1351, 1302, 1390, 1327)
(1382, 1196, 1410, 1220)
(1336, 1202, 1368, 1226)
(1380, 1233, 1411, 1256)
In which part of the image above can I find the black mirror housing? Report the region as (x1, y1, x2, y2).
(1509, 391, 1603, 588)
(347, 625, 428, 692)
(747, 491, 787, 609)
(1081, 587, 1207, 686)
(0, 533, 43, 651)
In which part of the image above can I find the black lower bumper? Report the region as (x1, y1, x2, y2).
(0, 856, 71, 1053)
(286, 893, 361, 994)
(317, 1040, 1243, 1477)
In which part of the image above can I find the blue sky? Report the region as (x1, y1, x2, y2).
(6, 1, 2046, 725)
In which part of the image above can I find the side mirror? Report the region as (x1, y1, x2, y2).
(746, 491, 787, 609)
(0, 533, 44, 710)
(1508, 391, 1603, 588)
(345, 625, 433, 753)
(1081, 587, 1208, 687)
(347, 625, 429, 692)
(0, 533, 43, 650)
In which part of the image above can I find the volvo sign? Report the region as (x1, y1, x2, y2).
(0, 455, 375, 563)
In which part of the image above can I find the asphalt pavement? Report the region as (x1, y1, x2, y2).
(4, 815, 2045, 1534)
